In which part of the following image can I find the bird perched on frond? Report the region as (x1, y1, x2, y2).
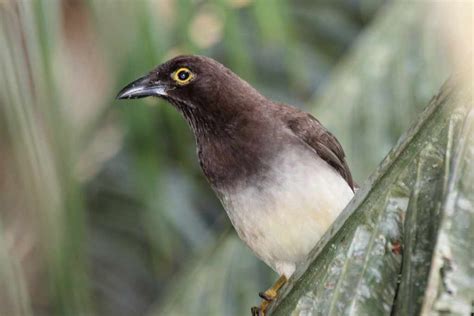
(117, 55, 355, 315)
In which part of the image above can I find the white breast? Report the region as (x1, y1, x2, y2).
(219, 148, 354, 277)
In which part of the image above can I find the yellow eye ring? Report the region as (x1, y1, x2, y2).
(172, 67, 194, 85)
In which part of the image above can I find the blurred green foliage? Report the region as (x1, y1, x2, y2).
(0, 0, 456, 315)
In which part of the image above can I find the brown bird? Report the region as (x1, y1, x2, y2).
(117, 55, 355, 315)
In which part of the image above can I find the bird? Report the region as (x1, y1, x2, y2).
(117, 55, 355, 315)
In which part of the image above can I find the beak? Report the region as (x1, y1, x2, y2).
(116, 75, 168, 100)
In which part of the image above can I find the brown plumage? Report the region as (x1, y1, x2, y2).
(117, 55, 354, 190)
(284, 110, 354, 189)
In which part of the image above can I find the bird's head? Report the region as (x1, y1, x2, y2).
(117, 55, 263, 123)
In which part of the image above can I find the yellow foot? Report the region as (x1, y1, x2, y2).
(250, 275, 287, 316)
(259, 288, 278, 302)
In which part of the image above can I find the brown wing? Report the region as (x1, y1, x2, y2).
(285, 111, 355, 191)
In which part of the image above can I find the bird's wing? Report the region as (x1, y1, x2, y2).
(285, 111, 355, 191)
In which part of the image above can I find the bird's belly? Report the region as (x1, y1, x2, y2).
(219, 150, 354, 277)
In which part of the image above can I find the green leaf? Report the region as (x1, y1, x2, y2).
(268, 79, 473, 316)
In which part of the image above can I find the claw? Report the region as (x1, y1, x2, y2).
(251, 306, 260, 316)
(251, 300, 269, 316)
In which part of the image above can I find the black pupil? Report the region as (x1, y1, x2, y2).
(178, 70, 189, 81)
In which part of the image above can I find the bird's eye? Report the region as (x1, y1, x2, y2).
(178, 70, 189, 80)
(172, 67, 194, 85)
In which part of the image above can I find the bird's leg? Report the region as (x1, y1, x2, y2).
(259, 275, 287, 301)
(251, 275, 287, 315)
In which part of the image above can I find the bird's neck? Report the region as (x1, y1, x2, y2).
(169, 79, 275, 190)
(184, 105, 275, 192)
(178, 103, 218, 136)
(197, 132, 272, 193)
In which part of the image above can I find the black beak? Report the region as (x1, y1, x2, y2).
(116, 75, 168, 100)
